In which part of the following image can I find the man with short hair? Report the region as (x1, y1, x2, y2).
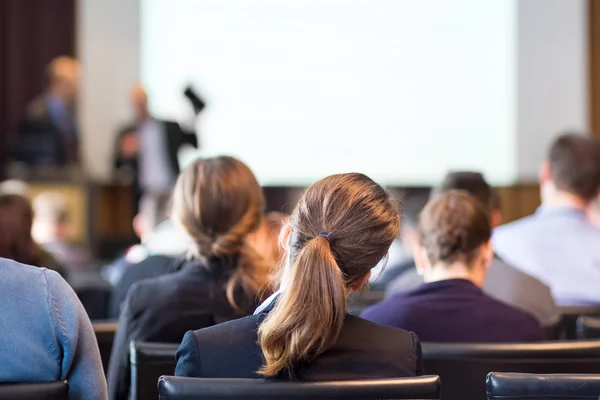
(493, 133, 600, 306)
(388, 171, 559, 326)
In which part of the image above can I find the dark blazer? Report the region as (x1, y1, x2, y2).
(14, 95, 78, 165)
(175, 298, 424, 380)
(362, 279, 545, 343)
(107, 254, 175, 319)
(114, 119, 197, 190)
(107, 258, 260, 400)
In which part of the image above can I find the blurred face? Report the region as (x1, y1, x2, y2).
(51, 59, 79, 103)
(129, 86, 150, 121)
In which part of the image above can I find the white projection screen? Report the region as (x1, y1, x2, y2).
(140, 0, 517, 186)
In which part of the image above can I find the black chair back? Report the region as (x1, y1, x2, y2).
(130, 341, 178, 400)
(157, 375, 441, 400)
(486, 372, 600, 399)
(576, 316, 600, 339)
(423, 341, 600, 400)
(556, 306, 600, 339)
(93, 321, 118, 373)
(71, 272, 112, 320)
(0, 381, 68, 400)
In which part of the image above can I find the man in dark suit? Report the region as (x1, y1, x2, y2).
(114, 85, 198, 222)
(14, 56, 80, 165)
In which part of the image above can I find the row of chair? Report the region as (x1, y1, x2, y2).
(127, 339, 600, 400)
(6, 372, 600, 400)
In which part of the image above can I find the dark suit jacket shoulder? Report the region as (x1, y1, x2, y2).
(175, 307, 423, 380)
(107, 258, 258, 400)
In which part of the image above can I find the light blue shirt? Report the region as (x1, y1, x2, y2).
(0, 258, 107, 399)
(492, 206, 600, 306)
(138, 119, 175, 192)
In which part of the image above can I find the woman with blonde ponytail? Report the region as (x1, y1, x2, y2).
(176, 173, 424, 380)
(108, 156, 272, 400)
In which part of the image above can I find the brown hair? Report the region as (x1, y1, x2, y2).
(418, 190, 491, 267)
(548, 133, 600, 201)
(171, 156, 268, 311)
(434, 171, 498, 213)
(0, 194, 43, 265)
(247, 211, 288, 278)
(257, 173, 400, 378)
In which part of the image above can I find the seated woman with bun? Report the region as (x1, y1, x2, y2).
(362, 190, 544, 342)
(108, 156, 272, 399)
(176, 173, 424, 379)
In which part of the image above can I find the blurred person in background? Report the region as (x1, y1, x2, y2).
(107, 156, 272, 400)
(362, 190, 545, 343)
(114, 84, 198, 215)
(32, 192, 96, 272)
(246, 211, 288, 279)
(387, 171, 558, 327)
(369, 193, 429, 292)
(13, 56, 80, 165)
(493, 133, 600, 306)
(0, 194, 67, 278)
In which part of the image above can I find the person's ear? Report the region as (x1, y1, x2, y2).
(481, 240, 494, 270)
(490, 209, 502, 228)
(279, 224, 291, 251)
(539, 161, 552, 185)
(413, 243, 428, 276)
(349, 271, 371, 292)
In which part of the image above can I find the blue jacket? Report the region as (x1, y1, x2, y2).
(0, 258, 107, 399)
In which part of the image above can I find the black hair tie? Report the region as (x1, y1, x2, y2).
(317, 232, 333, 244)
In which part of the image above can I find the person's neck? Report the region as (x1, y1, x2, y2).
(424, 262, 485, 287)
(541, 185, 588, 211)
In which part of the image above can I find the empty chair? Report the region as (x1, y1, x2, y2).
(157, 375, 441, 400)
(0, 382, 67, 400)
(130, 342, 178, 400)
(576, 316, 600, 339)
(423, 341, 600, 400)
(93, 321, 118, 373)
(486, 372, 600, 400)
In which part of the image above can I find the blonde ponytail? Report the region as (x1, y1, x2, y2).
(257, 235, 346, 377)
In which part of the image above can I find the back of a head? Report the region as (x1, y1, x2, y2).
(258, 173, 400, 378)
(419, 190, 491, 267)
(434, 171, 495, 213)
(547, 133, 600, 202)
(0, 194, 41, 265)
(171, 156, 267, 311)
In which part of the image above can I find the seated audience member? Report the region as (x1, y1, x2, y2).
(370, 193, 429, 292)
(0, 194, 67, 277)
(32, 192, 97, 272)
(362, 190, 544, 343)
(107, 156, 271, 400)
(247, 211, 288, 277)
(176, 173, 424, 380)
(387, 172, 558, 327)
(0, 258, 106, 399)
(493, 133, 600, 306)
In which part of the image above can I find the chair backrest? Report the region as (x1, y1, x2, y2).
(130, 341, 179, 400)
(556, 306, 600, 339)
(0, 381, 68, 400)
(423, 340, 600, 400)
(576, 316, 600, 340)
(157, 375, 441, 400)
(93, 321, 118, 373)
(486, 372, 600, 400)
(71, 273, 112, 320)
